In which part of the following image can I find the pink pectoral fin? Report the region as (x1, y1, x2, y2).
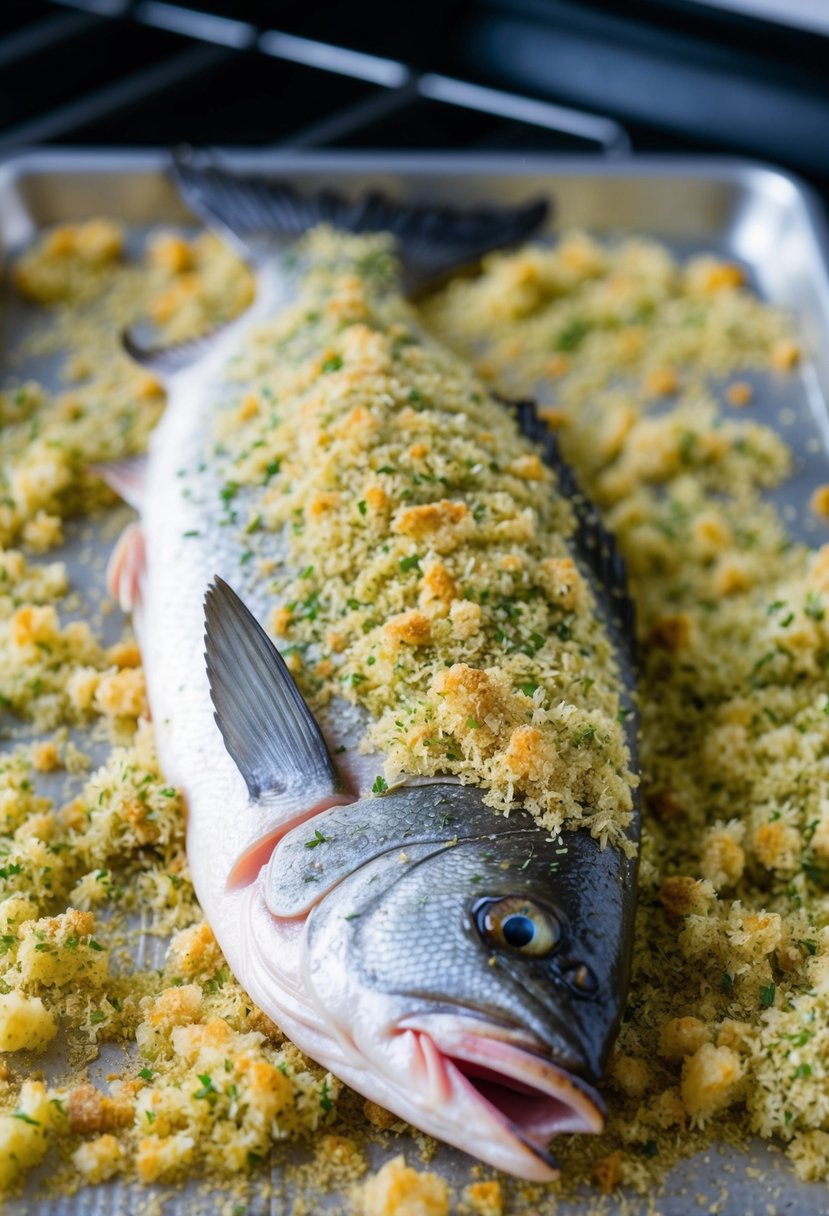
(90, 455, 147, 512)
(107, 522, 146, 613)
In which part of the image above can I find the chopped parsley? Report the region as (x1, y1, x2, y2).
(304, 828, 332, 850)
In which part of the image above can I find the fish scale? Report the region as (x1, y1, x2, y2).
(113, 162, 639, 1182)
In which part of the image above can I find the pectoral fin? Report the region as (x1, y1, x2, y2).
(107, 522, 146, 613)
(90, 455, 147, 512)
(204, 577, 350, 804)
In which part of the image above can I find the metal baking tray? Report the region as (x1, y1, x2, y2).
(2, 150, 829, 1216)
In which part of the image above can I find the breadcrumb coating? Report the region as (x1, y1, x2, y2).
(219, 229, 636, 846)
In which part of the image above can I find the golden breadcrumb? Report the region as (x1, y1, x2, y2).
(219, 230, 636, 847)
(359, 1155, 450, 1216)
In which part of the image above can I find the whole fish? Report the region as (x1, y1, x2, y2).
(108, 161, 640, 1182)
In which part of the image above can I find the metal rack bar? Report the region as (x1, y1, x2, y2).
(0, 43, 229, 154)
(0, 2, 630, 157)
(259, 30, 409, 89)
(418, 74, 630, 155)
(281, 80, 421, 149)
(133, 2, 256, 50)
(50, 0, 127, 12)
(0, 9, 97, 70)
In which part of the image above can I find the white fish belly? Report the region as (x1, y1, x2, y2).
(137, 268, 304, 949)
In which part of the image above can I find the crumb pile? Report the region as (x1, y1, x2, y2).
(0, 226, 344, 1200)
(426, 234, 829, 1190)
(3, 221, 254, 553)
(0, 720, 342, 1194)
(217, 228, 635, 846)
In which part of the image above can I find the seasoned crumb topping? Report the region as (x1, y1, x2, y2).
(217, 229, 636, 847)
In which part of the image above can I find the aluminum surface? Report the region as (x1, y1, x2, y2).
(1, 151, 829, 1214)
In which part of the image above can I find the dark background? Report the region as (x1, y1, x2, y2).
(1, 0, 828, 201)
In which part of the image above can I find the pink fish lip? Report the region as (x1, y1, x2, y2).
(399, 1014, 605, 1176)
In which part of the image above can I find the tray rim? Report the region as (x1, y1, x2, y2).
(2, 147, 828, 285)
(0, 145, 827, 210)
(0, 146, 826, 180)
(0, 148, 824, 235)
(2, 146, 829, 1213)
(4, 147, 827, 356)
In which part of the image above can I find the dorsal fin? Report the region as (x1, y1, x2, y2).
(122, 325, 221, 378)
(204, 577, 348, 802)
(511, 399, 637, 671)
(170, 148, 549, 295)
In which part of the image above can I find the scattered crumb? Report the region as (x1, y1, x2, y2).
(359, 1155, 450, 1216)
(726, 380, 753, 407)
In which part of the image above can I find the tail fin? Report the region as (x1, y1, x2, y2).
(170, 147, 550, 295)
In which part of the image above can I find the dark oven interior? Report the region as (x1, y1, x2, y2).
(1, 0, 828, 202)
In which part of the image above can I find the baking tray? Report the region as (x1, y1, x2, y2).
(2, 150, 829, 1216)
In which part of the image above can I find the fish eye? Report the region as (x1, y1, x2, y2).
(477, 896, 559, 957)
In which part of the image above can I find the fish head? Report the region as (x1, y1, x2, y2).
(259, 782, 637, 1180)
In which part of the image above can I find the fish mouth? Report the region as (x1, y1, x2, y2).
(401, 1014, 605, 1180)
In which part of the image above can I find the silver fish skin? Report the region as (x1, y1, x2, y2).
(109, 168, 638, 1183)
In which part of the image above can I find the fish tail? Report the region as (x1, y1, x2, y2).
(170, 147, 550, 294)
